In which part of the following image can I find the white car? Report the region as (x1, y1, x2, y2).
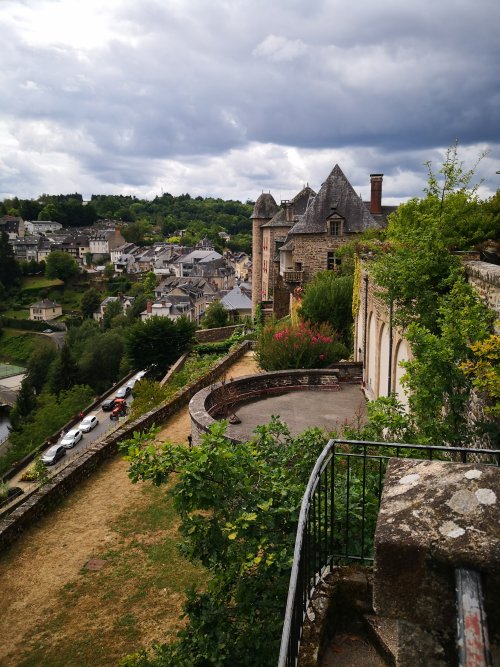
(127, 369, 147, 390)
(60, 429, 83, 449)
(78, 414, 99, 432)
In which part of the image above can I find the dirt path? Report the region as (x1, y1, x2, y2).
(0, 352, 259, 667)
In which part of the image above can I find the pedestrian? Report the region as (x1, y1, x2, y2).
(79, 411, 84, 420)
(187, 435, 193, 449)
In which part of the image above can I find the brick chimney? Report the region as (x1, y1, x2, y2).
(146, 299, 152, 314)
(370, 174, 383, 215)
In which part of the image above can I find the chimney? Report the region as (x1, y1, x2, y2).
(146, 299, 152, 314)
(281, 200, 293, 222)
(370, 174, 383, 215)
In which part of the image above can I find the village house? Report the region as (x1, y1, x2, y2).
(89, 228, 126, 258)
(220, 283, 252, 321)
(0, 215, 24, 239)
(29, 298, 62, 321)
(93, 294, 135, 323)
(24, 220, 63, 235)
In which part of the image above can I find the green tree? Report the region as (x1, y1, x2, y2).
(126, 315, 197, 373)
(299, 272, 354, 346)
(9, 378, 37, 431)
(25, 345, 57, 394)
(0, 231, 22, 289)
(48, 344, 80, 395)
(45, 251, 80, 281)
(201, 299, 229, 329)
(79, 330, 125, 393)
(121, 419, 327, 667)
(102, 299, 123, 329)
(81, 288, 102, 319)
(104, 263, 115, 280)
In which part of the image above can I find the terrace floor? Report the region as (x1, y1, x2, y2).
(227, 383, 368, 440)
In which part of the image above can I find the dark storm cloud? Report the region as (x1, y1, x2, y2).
(0, 0, 499, 200)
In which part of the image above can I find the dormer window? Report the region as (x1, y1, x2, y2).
(327, 213, 344, 236)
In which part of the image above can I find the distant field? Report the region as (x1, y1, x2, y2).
(0, 363, 25, 379)
(21, 276, 64, 290)
(1, 309, 30, 320)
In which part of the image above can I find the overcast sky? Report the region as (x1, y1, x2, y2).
(1, 0, 499, 205)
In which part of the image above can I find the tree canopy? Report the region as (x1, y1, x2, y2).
(121, 418, 327, 667)
(45, 251, 80, 281)
(126, 315, 197, 374)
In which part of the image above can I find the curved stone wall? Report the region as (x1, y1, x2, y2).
(189, 364, 362, 445)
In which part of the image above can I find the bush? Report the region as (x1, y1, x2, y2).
(255, 320, 349, 371)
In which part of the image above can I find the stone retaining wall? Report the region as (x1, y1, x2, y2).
(190, 364, 362, 445)
(195, 324, 241, 343)
(0, 341, 252, 552)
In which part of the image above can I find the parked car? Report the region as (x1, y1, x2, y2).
(102, 398, 117, 411)
(78, 415, 99, 432)
(60, 429, 83, 449)
(41, 445, 66, 465)
(115, 385, 131, 399)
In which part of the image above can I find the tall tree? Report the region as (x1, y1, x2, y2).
(0, 231, 22, 289)
(201, 299, 229, 329)
(81, 288, 102, 319)
(299, 272, 354, 346)
(26, 346, 57, 393)
(126, 315, 197, 372)
(48, 344, 80, 395)
(45, 251, 80, 281)
(9, 378, 37, 431)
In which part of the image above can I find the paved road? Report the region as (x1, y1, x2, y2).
(8, 379, 136, 490)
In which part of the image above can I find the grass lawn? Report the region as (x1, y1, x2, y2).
(21, 276, 64, 291)
(0, 329, 54, 365)
(12, 481, 206, 667)
(2, 309, 30, 320)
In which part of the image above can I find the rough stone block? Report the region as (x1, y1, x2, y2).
(373, 458, 500, 665)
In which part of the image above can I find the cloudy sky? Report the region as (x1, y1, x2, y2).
(1, 0, 499, 205)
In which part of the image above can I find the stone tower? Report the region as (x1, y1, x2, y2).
(251, 193, 279, 315)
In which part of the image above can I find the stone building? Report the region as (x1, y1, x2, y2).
(251, 165, 395, 317)
(354, 264, 412, 406)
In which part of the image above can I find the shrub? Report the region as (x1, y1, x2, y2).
(255, 320, 349, 371)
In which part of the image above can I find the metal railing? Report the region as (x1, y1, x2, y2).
(278, 439, 500, 667)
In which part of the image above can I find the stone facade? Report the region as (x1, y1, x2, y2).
(354, 265, 412, 405)
(251, 166, 394, 318)
(465, 260, 500, 331)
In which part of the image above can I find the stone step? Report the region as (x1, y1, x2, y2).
(320, 632, 389, 666)
(364, 614, 398, 666)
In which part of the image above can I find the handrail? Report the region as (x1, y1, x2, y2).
(278, 439, 500, 667)
(456, 568, 492, 667)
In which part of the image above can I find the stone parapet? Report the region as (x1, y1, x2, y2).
(374, 458, 500, 666)
(189, 364, 362, 445)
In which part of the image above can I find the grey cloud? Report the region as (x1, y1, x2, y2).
(0, 0, 499, 200)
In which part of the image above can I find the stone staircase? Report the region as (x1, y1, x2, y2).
(299, 566, 397, 667)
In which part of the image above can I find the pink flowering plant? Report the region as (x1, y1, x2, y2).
(255, 320, 349, 371)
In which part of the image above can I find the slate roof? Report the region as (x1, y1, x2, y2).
(221, 285, 252, 311)
(289, 164, 384, 235)
(261, 186, 316, 229)
(250, 193, 280, 220)
(31, 299, 61, 309)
